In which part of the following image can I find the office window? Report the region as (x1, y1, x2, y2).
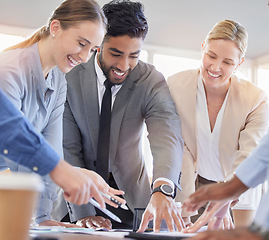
(257, 63, 269, 97)
(153, 54, 201, 79)
(0, 33, 25, 52)
(139, 50, 148, 63)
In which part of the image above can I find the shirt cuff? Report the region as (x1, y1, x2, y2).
(23, 143, 60, 176)
(34, 195, 54, 224)
(153, 177, 175, 189)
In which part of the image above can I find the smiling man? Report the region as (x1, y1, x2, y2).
(54, 0, 184, 231)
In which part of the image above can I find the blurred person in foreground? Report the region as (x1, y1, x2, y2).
(183, 129, 269, 240)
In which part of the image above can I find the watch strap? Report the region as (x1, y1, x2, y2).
(151, 184, 175, 198)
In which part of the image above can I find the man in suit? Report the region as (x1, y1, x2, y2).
(57, 0, 184, 232)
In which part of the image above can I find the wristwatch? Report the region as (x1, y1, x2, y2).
(249, 222, 269, 240)
(151, 184, 175, 198)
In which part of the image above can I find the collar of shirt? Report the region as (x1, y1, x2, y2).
(94, 54, 122, 111)
(31, 43, 55, 103)
(94, 53, 106, 87)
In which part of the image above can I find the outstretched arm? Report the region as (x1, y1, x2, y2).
(183, 176, 248, 213)
(182, 176, 248, 232)
(50, 159, 126, 207)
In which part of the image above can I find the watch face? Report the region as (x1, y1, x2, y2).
(161, 184, 173, 195)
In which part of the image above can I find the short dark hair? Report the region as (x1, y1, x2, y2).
(102, 0, 148, 41)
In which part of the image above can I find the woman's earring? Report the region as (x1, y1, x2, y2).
(52, 34, 55, 38)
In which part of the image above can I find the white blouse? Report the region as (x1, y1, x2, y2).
(196, 76, 261, 210)
(196, 76, 229, 182)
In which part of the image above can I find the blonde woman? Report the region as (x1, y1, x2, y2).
(0, 0, 124, 227)
(168, 20, 268, 230)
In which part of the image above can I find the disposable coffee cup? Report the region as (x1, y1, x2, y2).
(0, 173, 43, 240)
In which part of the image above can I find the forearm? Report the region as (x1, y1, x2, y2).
(235, 132, 269, 189)
(146, 79, 183, 188)
(0, 116, 60, 175)
(150, 123, 183, 189)
(49, 159, 70, 184)
(222, 176, 249, 200)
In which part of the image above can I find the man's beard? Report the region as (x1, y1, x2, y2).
(98, 51, 111, 82)
(98, 50, 130, 85)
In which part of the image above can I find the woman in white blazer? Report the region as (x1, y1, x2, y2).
(168, 20, 268, 230)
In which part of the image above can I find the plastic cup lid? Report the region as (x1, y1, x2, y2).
(0, 173, 44, 191)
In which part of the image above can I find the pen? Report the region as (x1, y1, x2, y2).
(89, 198, 122, 223)
(101, 192, 129, 210)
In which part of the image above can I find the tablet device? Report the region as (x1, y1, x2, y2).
(126, 232, 187, 240)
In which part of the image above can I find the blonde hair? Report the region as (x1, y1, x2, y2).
(205, 19, 248, 58)
(4, 0, 106, 51)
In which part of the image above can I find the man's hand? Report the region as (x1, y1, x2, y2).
(189, 228, 263, 240)
(76, 216, 112, 230)
(137, 192, 185, 232)
(39, 220, 79, 228)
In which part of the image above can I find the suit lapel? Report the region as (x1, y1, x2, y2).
(109, 66, 139, 166)
(80, 56, 99, 158)
(184, 70, 199, 162)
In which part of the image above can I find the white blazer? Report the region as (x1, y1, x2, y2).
(168, 69, 269, 216)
